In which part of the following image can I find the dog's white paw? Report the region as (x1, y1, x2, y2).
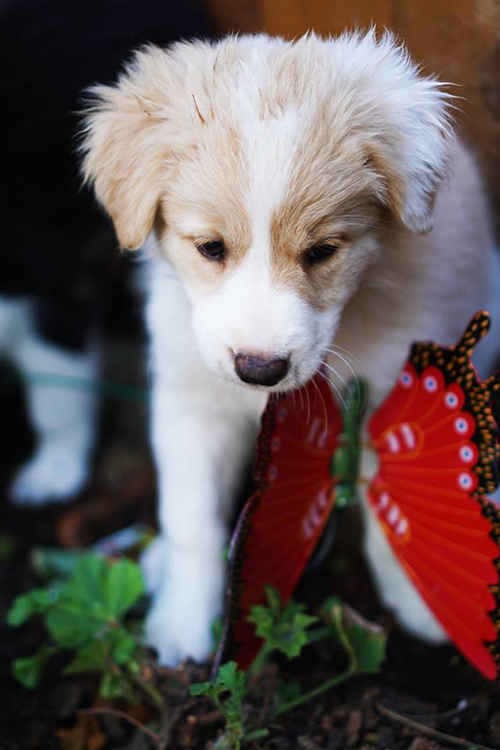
(145, 588, 215, 665)
(10, 443, 88, 505)
(142, 537, 223, 665)
(141, 535, 169, 594)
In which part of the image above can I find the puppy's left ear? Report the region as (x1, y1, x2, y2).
(364, 43, 455, 234)
(80, 46, 174, 250)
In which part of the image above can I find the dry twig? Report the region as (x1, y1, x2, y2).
(79, 707, 159, 745)
(377, 702, 495, 750)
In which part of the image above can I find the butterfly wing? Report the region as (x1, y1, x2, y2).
(215, 373, 342, 671)
(367, 312, 500, 680)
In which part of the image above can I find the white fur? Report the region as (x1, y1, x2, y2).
(143, 261, 265, 662)
(80, 32, 500, 663)
(0, 296, 96, 505)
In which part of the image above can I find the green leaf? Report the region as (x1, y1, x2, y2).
(189, 662, 246, 707)
(7, 551, 145, 700)
(63, 639, 110, 675)
(105, 558, 144, 618)
(63, 554, 107, 608)
(42, 555, 144, 648)
(45, 598, 107, 648)
(216, 661, 246, 697)
(111, 631, 137, 665)
(189, 680, 213, 698)
(248, 587, 317, 660)
(99, 669, 129, 699)
(7, 587, 53, 627)
(326, 599, 386, 673)
(190, 662, 252, 749)
(12, 645, 56, 689)
(263, 584, 281, 615)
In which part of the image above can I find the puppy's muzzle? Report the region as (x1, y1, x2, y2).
(234, 353, 290, 386)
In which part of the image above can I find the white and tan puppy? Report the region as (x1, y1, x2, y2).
(82, 31, 500, 664)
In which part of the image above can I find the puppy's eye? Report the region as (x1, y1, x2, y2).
(196, 239, 225, 262)
(303, 241, 341, 267)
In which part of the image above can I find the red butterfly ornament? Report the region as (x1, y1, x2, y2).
(215, 312, 500, 681)
(215, 373, 342, 671)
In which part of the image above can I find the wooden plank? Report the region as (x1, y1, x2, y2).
(260, 0, 392, 37)
(204, 0, 500, 230)
(208, 0, 262, 33)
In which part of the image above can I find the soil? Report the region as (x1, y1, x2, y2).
(1, 310, 499, 750)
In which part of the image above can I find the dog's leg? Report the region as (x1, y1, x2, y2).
(355, 387, 448, 644)
(361, 499, 447, 642)
(143, 378, 259, 664)
(9, 301, 96, 505)
(142, 271, 263, 665)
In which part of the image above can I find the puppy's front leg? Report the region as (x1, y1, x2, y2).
(143, 373, 261, 665)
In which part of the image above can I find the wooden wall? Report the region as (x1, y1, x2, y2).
(206, 0, 500, 234)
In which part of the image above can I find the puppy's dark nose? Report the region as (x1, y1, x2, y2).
(234, 353, 290, 386)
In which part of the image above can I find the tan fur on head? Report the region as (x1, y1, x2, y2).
(81, 46, 192, 249)
(81, 31, 454, 252)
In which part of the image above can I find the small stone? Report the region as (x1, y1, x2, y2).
(345, 709, 363, 746)
(407, 737, 441, 750)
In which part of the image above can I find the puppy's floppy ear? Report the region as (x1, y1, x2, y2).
(81, 46, 174, 250)
(366, 118, 452, 235)
(360, 35, 455, 234)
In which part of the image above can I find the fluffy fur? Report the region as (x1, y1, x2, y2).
(81, 31, 500, 664)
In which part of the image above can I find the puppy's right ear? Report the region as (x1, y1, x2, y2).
(81, 47, 173, 250)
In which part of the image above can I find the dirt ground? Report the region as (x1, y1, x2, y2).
(1, 287, 500, 750)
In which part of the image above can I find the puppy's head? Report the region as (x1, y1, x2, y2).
(82, 31, 453, 391)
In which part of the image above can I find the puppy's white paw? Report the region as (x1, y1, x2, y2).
(10, 443, 88, 505)
(142, 539, 223, 666)
(145, 588, 215, 665)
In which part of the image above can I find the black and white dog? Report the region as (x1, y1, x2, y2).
(0, 0, 211, 502)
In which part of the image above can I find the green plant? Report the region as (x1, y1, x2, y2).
(7, 553, 161, 704)
(275, 596, 387, 714)
(189, 589, 386, 734)
(247, 585, 318, 673)
(243, 586, 386, 713)
(190, 662, 268, 749)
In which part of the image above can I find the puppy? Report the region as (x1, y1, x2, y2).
(81, 31, 500, 665)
